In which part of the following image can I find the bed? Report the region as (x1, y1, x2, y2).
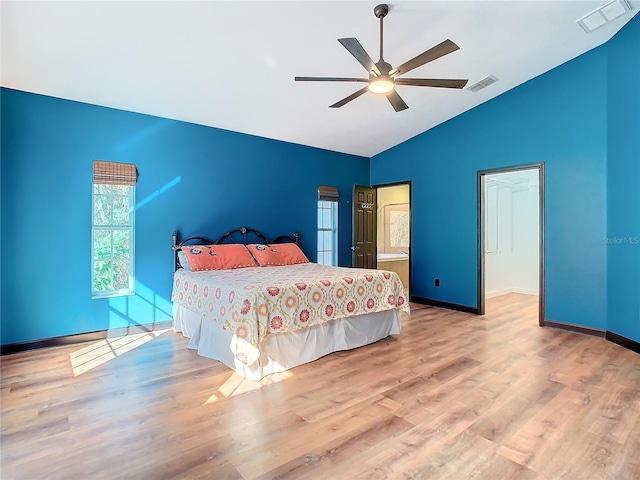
(171, 227, 409, 380)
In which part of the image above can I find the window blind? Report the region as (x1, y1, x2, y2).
(93, 160, 137, 186)
(318, 185, 339, 201)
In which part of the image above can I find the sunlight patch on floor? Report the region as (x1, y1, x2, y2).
(69, 329, 171, 376)
(203, 369, 294, 405)
(204, 392, 221, 405)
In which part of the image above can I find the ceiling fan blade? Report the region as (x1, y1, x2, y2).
(386, 89, 409, 112)
(395, 78, 469, 89)
(329, 86, 370, 108)
(295, 77, 369, 83)
(390, 39, 460, 78)
(338, 38, 381, 76)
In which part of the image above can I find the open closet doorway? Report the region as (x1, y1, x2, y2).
(478, 164, 544, 325)
(376, 182, 411, 298)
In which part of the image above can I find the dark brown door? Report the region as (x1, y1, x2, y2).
(352, 185, 377, 268)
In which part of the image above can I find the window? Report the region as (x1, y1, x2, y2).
(382, 203, 410, 253)
(317, 186, 339, 266)
(92, 161, 137, 298)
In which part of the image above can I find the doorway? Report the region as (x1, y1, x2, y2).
(477, 164, 544, 325)
(376, 183, 411, 296)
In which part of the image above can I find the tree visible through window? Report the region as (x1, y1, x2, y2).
(92, 161, 136, 298)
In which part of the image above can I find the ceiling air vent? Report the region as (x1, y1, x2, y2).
(467, 75, 499, 93)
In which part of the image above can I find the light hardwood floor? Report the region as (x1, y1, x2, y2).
(1, 294, 639, 479)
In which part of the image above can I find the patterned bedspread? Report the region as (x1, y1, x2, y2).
(172, 263, 409, 365)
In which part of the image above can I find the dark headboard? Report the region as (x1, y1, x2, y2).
(172, 227, 300, 272)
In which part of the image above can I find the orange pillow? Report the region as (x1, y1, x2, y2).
(247, 243, 309, 267)
(181, 244, 257, 271)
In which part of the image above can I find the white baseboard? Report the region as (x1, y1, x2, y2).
(486, 287, 539, 299)
(485, 287, 513, 299)
(513, 287, 539, 296)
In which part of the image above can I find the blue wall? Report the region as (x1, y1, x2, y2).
(3, 16, 638, 347)
(372, 15, 640, 341)
(1, 90, 369, 345)
(607, 14, 640, 343)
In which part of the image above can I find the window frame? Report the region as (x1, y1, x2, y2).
(91, 181, 136, 299)
(382, 203, 410, 254)
(317, 199, 338, 266)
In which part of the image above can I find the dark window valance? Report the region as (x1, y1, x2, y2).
(318, 185, 339, 201)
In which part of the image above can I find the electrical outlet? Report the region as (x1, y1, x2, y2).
(435, 278, 440, 287)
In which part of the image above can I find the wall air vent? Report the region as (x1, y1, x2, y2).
(467, 75, 499, 93)
(577, 0, 632, 33)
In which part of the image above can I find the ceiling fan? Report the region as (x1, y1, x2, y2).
(295, 4, 468, 112)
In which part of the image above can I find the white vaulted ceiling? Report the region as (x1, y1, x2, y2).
(1, 1, 638, 157)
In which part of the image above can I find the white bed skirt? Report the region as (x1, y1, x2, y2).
(173, 303, 401, 380)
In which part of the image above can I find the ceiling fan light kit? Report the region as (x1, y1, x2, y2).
(369, 76, 394, 94)
(295, 3, 469, 112)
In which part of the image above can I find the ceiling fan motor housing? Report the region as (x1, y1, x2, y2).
(374, 60, 393, 78)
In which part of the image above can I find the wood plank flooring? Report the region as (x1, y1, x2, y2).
(1, 294, 639, 479)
